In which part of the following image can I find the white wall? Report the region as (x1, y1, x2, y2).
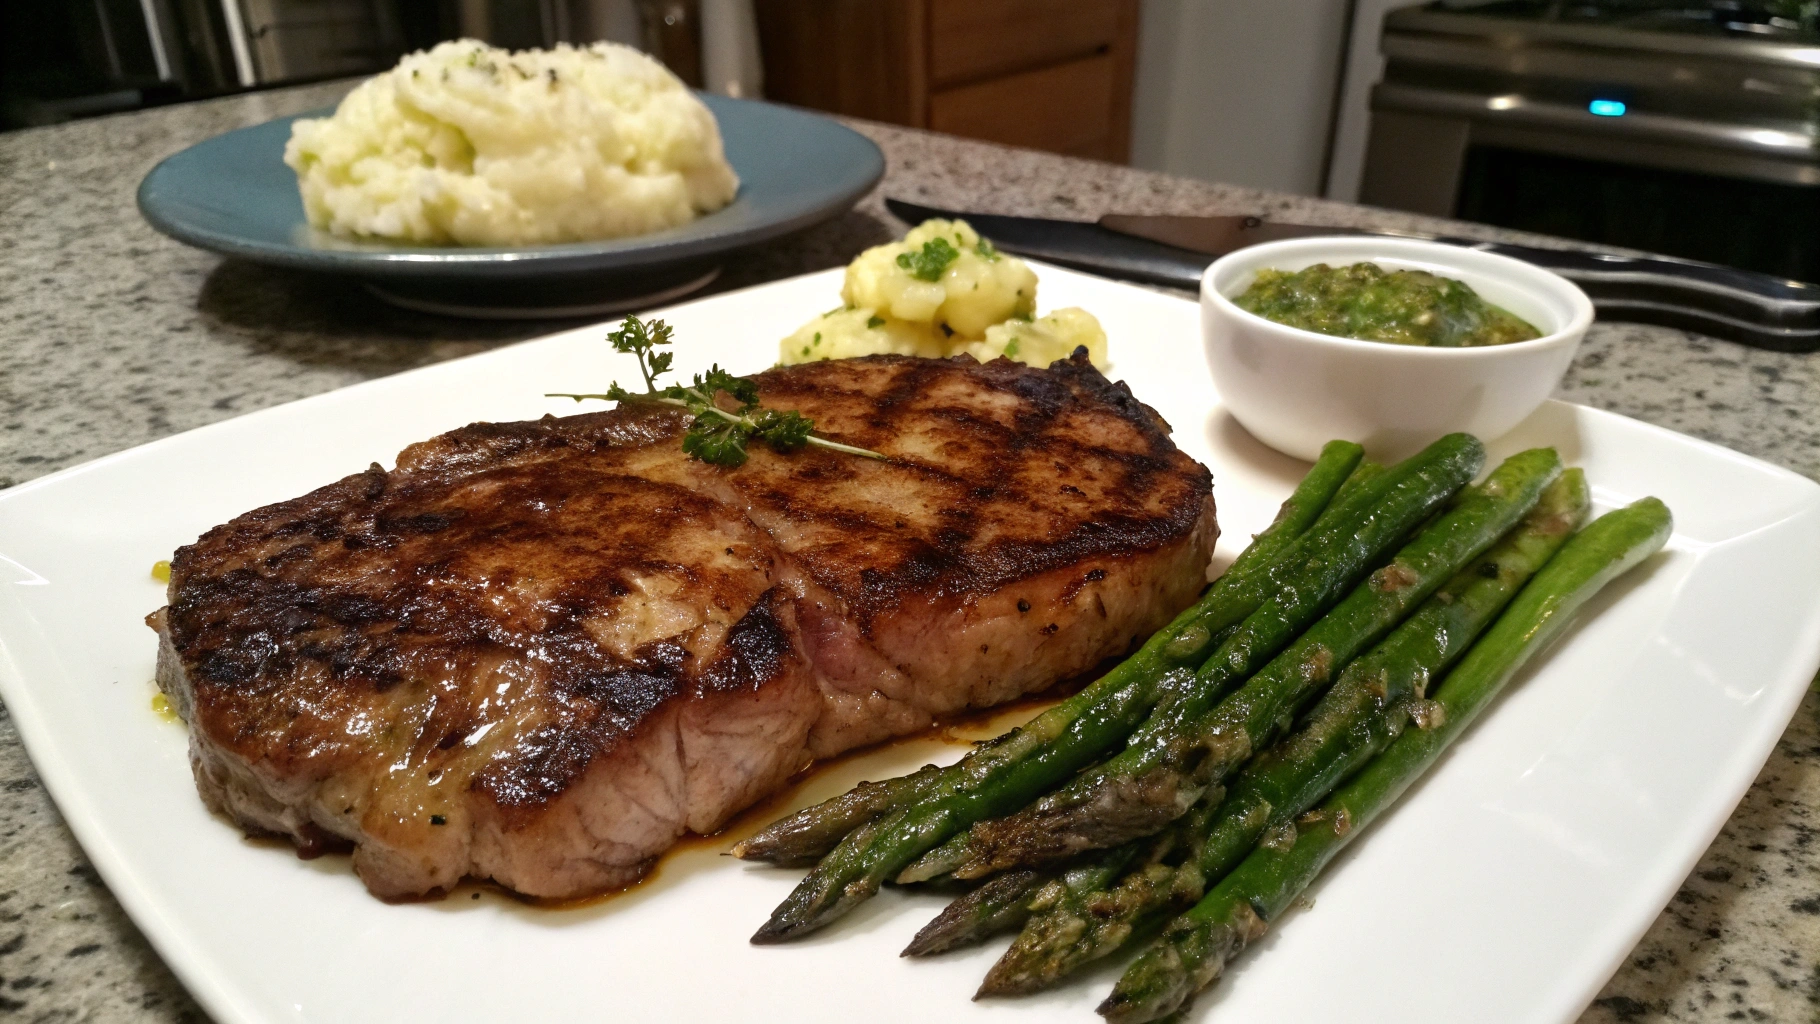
(1325, 0, 1420, 201)
(1130, 0, 1352, 196)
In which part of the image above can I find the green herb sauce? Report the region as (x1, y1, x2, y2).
(1233, 262, 1542, 347)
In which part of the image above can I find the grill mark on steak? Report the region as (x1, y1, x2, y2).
(153, 353, 1217, 899)
(698, 591, 797, 695)
(731, 356, 1204, 628)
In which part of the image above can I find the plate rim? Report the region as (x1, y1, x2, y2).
(3, 265, 1819, 1024)
(134, 94, 885, 279)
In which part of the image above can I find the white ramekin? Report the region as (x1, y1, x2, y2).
(1201, 236, 1594, 462)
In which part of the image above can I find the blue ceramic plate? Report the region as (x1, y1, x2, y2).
(137, 94, 884, 316)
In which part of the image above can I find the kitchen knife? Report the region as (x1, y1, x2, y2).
(884, 197, 1820, 353)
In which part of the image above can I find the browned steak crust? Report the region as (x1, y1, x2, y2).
(152, 353, 1216, 899)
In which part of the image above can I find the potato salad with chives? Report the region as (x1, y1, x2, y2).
(780, 219, 1109, 369)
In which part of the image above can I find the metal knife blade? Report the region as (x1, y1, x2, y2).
(883, 198, 1215, 291)
(884, 198, 1820, 353)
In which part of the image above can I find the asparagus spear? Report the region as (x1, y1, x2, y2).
(1328, 459, 1384, 507)
(1100, 496, 1674, 1024)
(907, 787, 1230, 958)
(751, 436, 1481, 942)
(981, 469, 1591, 993)
(979, 840, 1194, 994)
(730, 441, 1366, 867)
(931, 447, 1562, 881)
(1219, 440, 1372, 591)
(901, 869, 1051, 957)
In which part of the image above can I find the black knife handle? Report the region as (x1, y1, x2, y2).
(884, 197, 1211, 290)
(1456, 241, 1820, 353)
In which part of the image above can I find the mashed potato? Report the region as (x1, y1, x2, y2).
(780, 218, 1107, 370)
(284, 40, 739, 246)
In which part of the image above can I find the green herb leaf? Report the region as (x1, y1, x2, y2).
(697, 365, 760, 407)
(602, 315, 677, 391)
(751, 408, 815, 452)
(866, 315, 886, 329)
(974, 237, 1000, 261)
(895, 237, 960, 282)
(547, 315, 886, 467)
(682, 417, 751, 467)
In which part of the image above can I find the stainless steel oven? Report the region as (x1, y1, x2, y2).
(0, 0, 585, 131)
(1359, 1, 1820, 282)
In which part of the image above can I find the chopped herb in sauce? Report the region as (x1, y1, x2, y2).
(1234, 262, 1541, 347)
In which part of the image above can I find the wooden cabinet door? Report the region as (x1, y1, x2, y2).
(755, 0, 1137, 162)
(931, 54, 1124, 160)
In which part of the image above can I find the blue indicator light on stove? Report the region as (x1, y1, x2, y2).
(1588, 99, 1627, 117)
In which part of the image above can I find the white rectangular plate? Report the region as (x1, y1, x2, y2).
(3, 266, 1818, 1024)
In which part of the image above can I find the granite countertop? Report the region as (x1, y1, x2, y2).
(1, 81, 1816, 1023)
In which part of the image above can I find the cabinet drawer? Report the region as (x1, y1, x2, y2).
(930, 54, 1117, 159)
(929, 0, 1123, 88)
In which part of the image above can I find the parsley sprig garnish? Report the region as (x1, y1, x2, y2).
(547, 316, 884, 468)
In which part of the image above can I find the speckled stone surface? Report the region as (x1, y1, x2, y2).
(1, 82, 1817, 1023)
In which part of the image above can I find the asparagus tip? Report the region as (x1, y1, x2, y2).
(1096, 988, 1162, 1024)
(750, 910, 837, 944)
(1097, 936, 1200, 1023)
(896, 841, 965, 884)
(753, 871, 878, 943)
(899, 921, 948, 957)
(973, 969, 1041, 1001)
(748, 919, 793, 945)
(749, 904, 826, 944)
(975, 962, 1034, 998)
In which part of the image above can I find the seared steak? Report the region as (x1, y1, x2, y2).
(150, 353, 1216, 900)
